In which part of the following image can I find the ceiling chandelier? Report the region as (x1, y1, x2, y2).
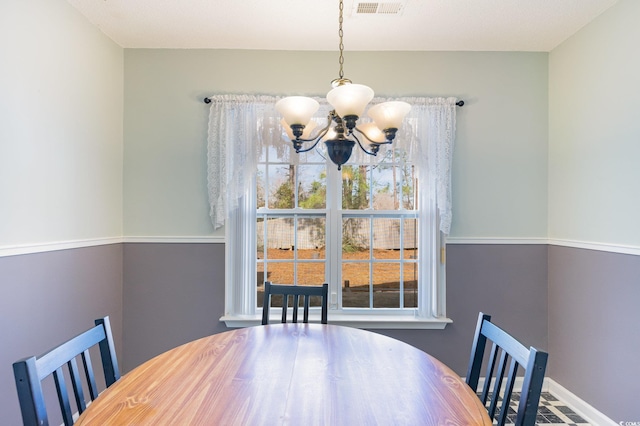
(276, 0, 411, 170)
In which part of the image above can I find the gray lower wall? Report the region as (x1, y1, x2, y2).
(548, 245, 640, 422)
(3, 242, 638, 424)
(120, 243, 548, 379)
(122, 243, 227, 371)
(0, 245, 123, 426)
(376, 244, 549, 374)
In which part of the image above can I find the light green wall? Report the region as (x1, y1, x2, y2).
(0, 0, 123, 247)
(123, 50, 548, 239)
(549, 0, 640, 247)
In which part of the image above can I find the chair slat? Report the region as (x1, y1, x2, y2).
(487, 349, 509, 420)
(496, 358, 519, 426)
(281, 294, 288, 323)
(53, 367, 74, 426)
(68, 357, 87, 414)
(303, 295, 310, 323)
(82, 349, 99, 400)
(292, 294, 299, 323)
(480, 342, 499, 404)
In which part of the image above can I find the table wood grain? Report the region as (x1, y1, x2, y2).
(76, 324, 491, 425)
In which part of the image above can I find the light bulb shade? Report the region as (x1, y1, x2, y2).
(357, 122, 386, 143)
(367, 101, 411, 130)
(321, 126, 338, 141)
(281, 118, 317, 140)
(276, 96, 319, 126)
(326, 84, 374, 118)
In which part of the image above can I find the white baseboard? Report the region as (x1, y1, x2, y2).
(469, 377, 616, 426)
(546, 378, 617, 426)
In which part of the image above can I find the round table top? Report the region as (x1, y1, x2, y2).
(76, 323, 491, 425)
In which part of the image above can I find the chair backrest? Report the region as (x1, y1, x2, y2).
(465, 312, 548, 426)
(262, 282, 328, 325)
(13, 316, 121, 426)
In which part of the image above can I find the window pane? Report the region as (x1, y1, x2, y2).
(373, 263, 400, 308)
(297, 263, 325, 286)
(373, 218, 401, 259)
(266, 136, 292, 163)
(268, 165, 295, 209)
(257, 165, 266, 208)
(256, 278, 266, 309)
(403, 218, 418, 260)
(341, 165, 370, 209)
(403, 263, 419, 308)
(257, 262, 265, 287)
(298, 165, 326, 209)
(342, 217, 370, 256)
(256, 217, 265, 259)
(401, 164, 416, 210)
(297, 217, 325, 254)
(266, 262, 294, 285)
(266, 217, 295, 258)
(342, 262, 370, 308)
(297, 247, 325, 260)
(372, 164, 398, 210)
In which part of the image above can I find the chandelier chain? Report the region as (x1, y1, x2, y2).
(338, 0, 344, 79)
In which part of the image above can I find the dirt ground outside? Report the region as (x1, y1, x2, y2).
(258, 248, 418, 309)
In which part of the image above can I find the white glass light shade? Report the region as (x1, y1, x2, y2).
(276, 96, 319, 126)
(326, 84, 374, 118)
(367, 101, 411, 130)
(357, 122, 386, 143)
(321, 126, 338, 141)
(281, 118, 317, 140)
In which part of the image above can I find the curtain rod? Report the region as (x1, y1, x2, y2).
(203, 97, 464, 107)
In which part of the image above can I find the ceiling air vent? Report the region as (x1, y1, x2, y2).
(353, 1, 407, 15)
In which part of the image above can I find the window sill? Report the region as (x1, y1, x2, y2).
(220, 314, 452, 330)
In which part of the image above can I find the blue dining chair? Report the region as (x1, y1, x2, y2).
(465, 312, 548, 426)
(262, 282, 328, 325)
(13, 316, 120, 426)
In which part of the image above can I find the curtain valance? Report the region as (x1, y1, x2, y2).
(207, 94, 458, 234)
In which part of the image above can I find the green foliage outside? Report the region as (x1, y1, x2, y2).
(267, 160, 413, 253)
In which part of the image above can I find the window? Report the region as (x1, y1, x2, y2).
(209, 95, 457, 329)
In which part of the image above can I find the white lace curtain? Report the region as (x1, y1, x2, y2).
(207, 94, 458, 234)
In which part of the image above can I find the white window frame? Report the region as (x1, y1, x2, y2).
(211, 95, 457, 329)
(221, 152, 449, 330)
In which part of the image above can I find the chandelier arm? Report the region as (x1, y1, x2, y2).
(293, 137, 324, 154)
(350, 132, 382, 157)
(353, 126, 393, 145)
(291, 118, 333, 144)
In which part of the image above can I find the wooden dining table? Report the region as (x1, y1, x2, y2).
(76, 323, 491, 425)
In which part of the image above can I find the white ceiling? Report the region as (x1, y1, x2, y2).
(65, 0, 618, 52)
